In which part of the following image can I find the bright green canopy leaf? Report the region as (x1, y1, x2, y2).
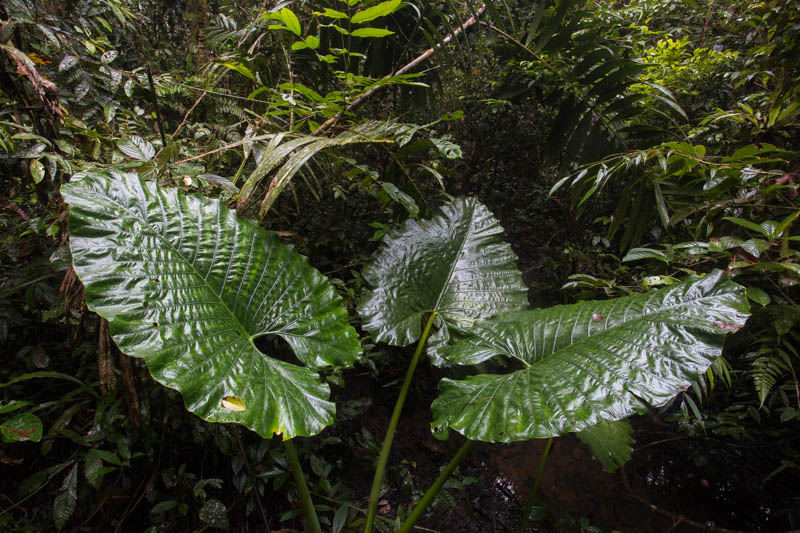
(62, 171, 362, 439)
(358, 197, 528, 347)
(350, 28, 395, 38)
(350, 0, 401, 24)
(431, 271, 749, 442)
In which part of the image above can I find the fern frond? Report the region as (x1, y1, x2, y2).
(750, 349, 790, 407)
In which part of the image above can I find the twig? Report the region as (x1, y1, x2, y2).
(0, 461, 73, 516)
(234, 428, 271, 531)
(169, 91, 206, 141)
(309, 492, 444, 533)
(173, 133, 276, 163)
(146, 65, 168, 148)
(620, 467, 756, 533)
(1, 204, 31, 221)
(314, 4, 487, 136)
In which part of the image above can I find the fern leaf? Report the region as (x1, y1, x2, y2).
(751, 350, 789, 407)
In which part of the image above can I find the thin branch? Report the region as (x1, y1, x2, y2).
(170, 91, 207, 141)
(146, 66, 168, 148)
(234, 429, 271, 531)
(314, 4, 487, 136)
(621, 468, 761, 533)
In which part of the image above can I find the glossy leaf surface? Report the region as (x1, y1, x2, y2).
(1, 411, 43, 442)
(358, 197, 527, 346)
(431, 271, 749, 441)
(63, 171, 362, 439)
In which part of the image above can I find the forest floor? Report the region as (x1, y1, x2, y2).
(326, 365, 800, 533)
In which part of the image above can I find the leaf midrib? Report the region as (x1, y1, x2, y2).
(431, 201, 474, 315)
(474, 286, 740, 369)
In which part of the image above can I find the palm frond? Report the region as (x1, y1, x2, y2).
(235, 121, 400, 217)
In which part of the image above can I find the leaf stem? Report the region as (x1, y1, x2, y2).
(284, 438, 321, 533)
(398, 439, 475, 533)
(518, 437, 553, 533)
(364, 311, 438, 533)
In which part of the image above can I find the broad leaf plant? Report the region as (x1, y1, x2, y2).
(63, 173, 749, 533)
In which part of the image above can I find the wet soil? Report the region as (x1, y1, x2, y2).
(334, 366, 800, 533)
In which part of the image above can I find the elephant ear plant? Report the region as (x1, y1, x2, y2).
(63, 173, 750, 533)
(357, 197, 529, 531)
(429, 270, 750, 531)
(356, 197, 749, 532)
(62, 170, 363, 533)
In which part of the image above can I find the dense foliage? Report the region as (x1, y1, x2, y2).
(1, 0, 798, 531)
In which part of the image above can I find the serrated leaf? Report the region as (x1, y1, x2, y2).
(576, 419, 634, 473)
(17, 462, 71, 498)
(100, 50, 118, 64)
(351, 0, 401, 24)
(53, 464, 78, 530)
(350, 27, 395, 38)
(1, 412, 43, 442)
(117, 136, 155, 161)
(84, 453, 107, 489)
(199, 498, 229, 528)
(30, 159, 46, 184)
(23, 142, 47, 159)
(358, 197, 528, 347)
(58, 54, 79, 72)
(75, 75, 91, 100)
(197, 174, 239, 194)
(62, 171, 362, 439)
(431, 271, 750, 442)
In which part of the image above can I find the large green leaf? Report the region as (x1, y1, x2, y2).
(358, 197, 528, 347)
(62, 171, 362, 439)
(576, 419, 634, 473)
(431, 271, 749, 442)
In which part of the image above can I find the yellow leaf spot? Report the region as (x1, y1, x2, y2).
(221, 395, 246, 411)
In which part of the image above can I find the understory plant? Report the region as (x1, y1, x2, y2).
(62, 170, 749, 532)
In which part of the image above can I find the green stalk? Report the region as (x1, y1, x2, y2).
(398, 439, 475, 533)
(518, 437, 553, 533)
(363, 312, 438, 533)
(284, 438, 321, 533)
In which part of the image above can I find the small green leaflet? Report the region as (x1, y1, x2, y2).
(351, 27, 394, 38)
(350, 0, 402, 24)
